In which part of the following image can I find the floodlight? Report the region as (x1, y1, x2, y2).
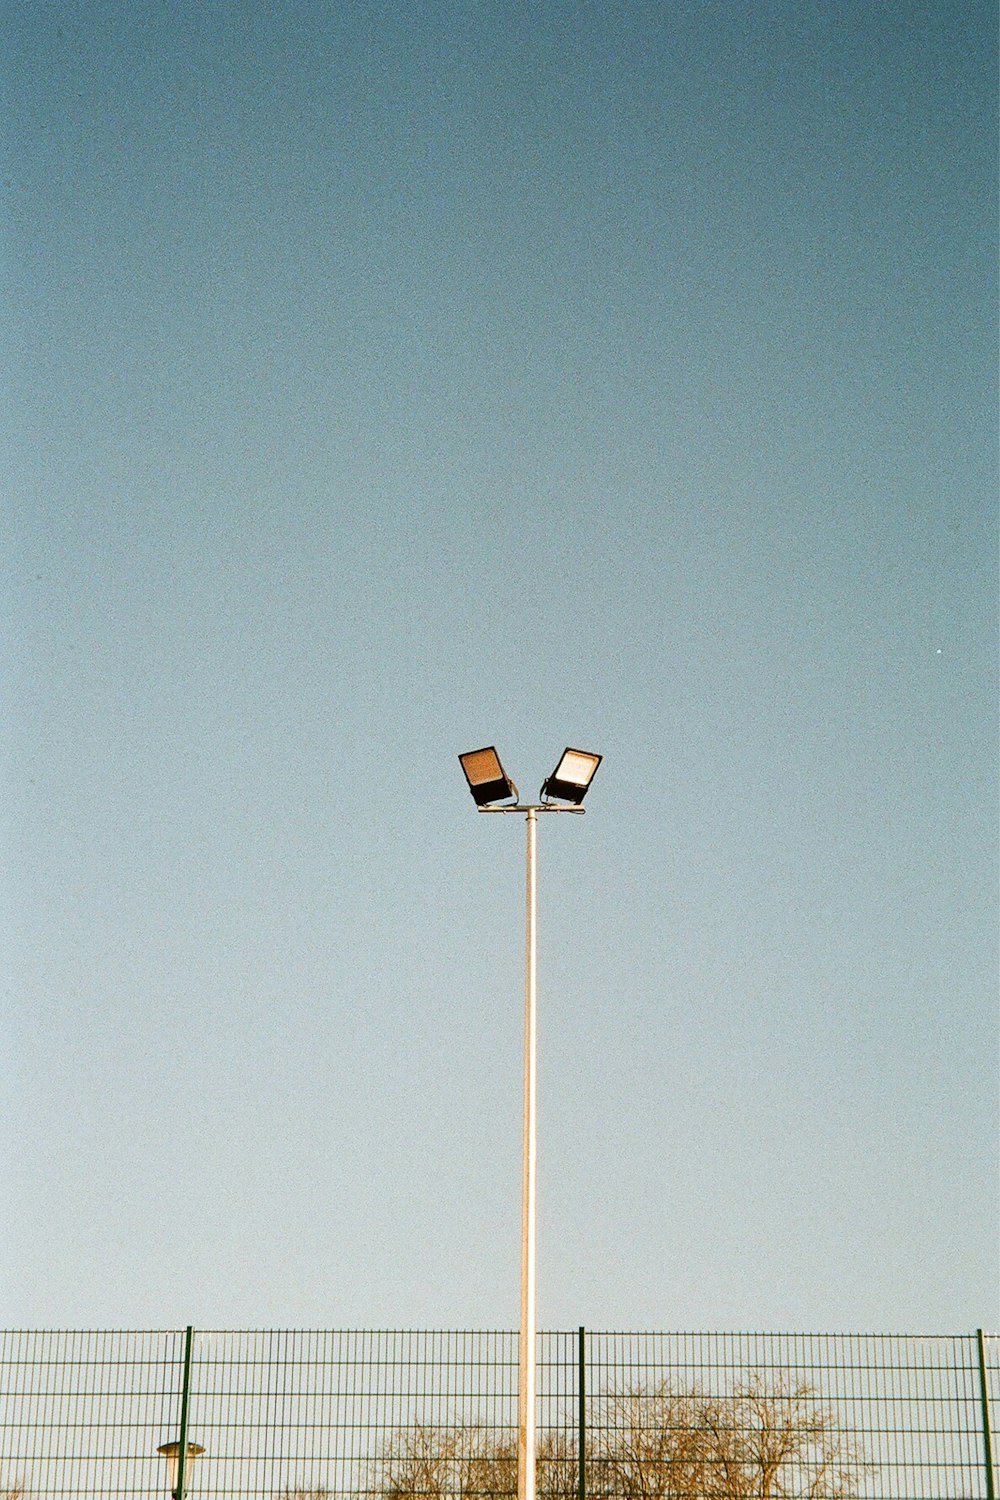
(157, 1442, 205, 1498)
(456, 742, 600, 1500)
(458, 746, 518, 806)
(541, 747, 602, 805)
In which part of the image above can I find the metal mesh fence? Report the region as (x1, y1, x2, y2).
(1, 1329, 996, 1500)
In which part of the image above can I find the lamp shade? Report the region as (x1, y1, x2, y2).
(157, 1442, 205, 1495)
(459, 746, 516, 806)
(542, 747, 602, 804)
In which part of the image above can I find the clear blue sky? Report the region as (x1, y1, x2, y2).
(3, 0, 997, 1335)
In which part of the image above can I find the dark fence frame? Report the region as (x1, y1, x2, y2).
(1, 1328, 997, 1499)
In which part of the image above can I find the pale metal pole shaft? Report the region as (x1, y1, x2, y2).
(519, 807, 538, 1500)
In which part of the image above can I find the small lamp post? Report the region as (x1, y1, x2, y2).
(157, 1441, 205, 1499)
(458, 745, 601, 1500)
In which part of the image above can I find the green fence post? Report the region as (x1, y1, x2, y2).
(578, 1327, 586, 1500)
(177, 1325, 195, 1500)
(978, 1329, 997, 1500)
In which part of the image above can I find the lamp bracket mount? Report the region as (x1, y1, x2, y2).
(478, 804, 586, 814)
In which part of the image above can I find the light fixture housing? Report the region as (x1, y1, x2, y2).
(157, 1442, 205, 1497)
(542, 747, 602, 805)
(459, 746, 517, 806)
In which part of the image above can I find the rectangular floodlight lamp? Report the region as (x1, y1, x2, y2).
(459, 746, 516, 806)
(543, 747, 602, 804)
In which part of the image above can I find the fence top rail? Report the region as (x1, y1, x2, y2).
(2, 1328, 996, 1338)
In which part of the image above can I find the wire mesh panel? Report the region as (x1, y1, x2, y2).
(189, 1329, 523, 1498)
(0, 1328, 182, 1497)
(1, 1329, 996, 1500)
(585, 1331, 998, 1500)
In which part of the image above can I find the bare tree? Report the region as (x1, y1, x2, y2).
(587, 1383, 714, 1500)
(586, 1376, 859, 1500)
(693, 1375, 858, 1498)
(367, 1375, 860, 1500)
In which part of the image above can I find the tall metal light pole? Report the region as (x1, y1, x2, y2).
(459, 747, 602, 1500)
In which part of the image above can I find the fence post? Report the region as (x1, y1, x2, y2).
(983, 1332, 995, 1500)
(177, 1325, 195, 1500)
(578, 1327, 586, 1500)
(978, 1329, 997, 1500)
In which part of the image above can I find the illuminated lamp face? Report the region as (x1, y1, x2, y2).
(459, 747, 516, 806)
(543, 748, 602, 804)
